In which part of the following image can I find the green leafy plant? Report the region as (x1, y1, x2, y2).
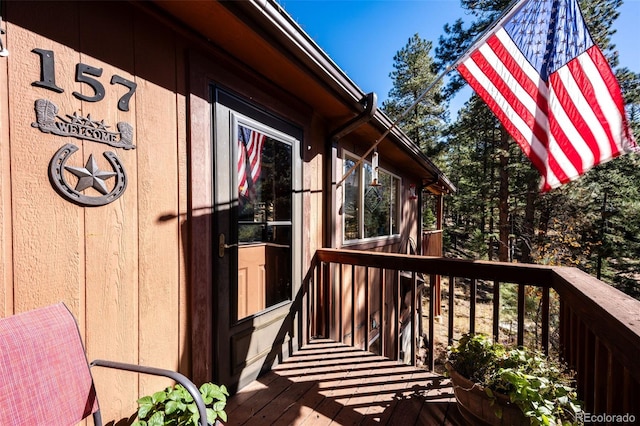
(132, 382, 229, 426)
(447, 333, 582, 426)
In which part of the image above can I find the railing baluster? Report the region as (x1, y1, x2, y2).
(323, 262, 330, 338)
(607, 344, 624, 413)
(448, 276, 454, 345)
(339, 263, 343, 343)
(594, 337, 608, 412)
(568, 305, 576, 369)
(559, 300, 568, 363)
(493, 280, 500, 342)
(411, 271, 417, 366)
(622, 367, 639, 414)
(380, 268, 385, 358)
(541, 286, 549, 353)
(364, 267, 369, 352)
(396, 270, 401, 361)
(576, 319, 585, 399)
(351, 264, 355, 347)
(517, 283, 525, 346)
(470, 278, 476, 335)
(311, 262, 318, 338)
(584, 328, 595, 410)
(302, 261, 311, 345)
(429, 274, 436, 371)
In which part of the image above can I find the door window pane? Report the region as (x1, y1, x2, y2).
(237, 124, 292, 320)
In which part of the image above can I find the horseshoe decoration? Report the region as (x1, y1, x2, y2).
(49, 143, 127, 207)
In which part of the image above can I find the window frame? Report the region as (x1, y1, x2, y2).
(341, 150, 401, 244)
(230, 112, 302, 323)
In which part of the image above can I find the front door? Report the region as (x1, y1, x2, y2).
(213, 88, 302, 392)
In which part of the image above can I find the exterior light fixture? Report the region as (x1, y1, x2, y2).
(409, 184, 417, 200)
(370, 151, 381, 186)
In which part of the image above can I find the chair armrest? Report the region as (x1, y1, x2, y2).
(90, 359, 209, 426)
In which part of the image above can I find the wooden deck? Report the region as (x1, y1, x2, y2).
(225, 339, 466, 425)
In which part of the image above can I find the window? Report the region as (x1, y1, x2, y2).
(343, 153, 400, 242)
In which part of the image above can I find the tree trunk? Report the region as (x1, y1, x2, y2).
(498, 128, 510, 262)
(521, 176, 538, 263)
(537, 203, 551, 246)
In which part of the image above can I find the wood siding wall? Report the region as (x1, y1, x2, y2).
(1, 2, 190, 423)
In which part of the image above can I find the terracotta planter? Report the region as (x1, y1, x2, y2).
(445, 362, 528, 426)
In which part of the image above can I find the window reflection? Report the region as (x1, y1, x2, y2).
(236, 125, 292, 320)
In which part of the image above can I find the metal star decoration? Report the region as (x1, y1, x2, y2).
(65, 154, 116, 194)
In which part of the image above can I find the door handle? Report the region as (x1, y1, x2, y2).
(218, 233, 237, 258)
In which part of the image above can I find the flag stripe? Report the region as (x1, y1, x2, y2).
(459, 59, 568, 189)
(490, 30, 550, 112)
(237, 125, 267, 197)
(247, 131, 267, 181)
(564, 56, 609, 162)
(238, 138, 248, 197)
(584, 46, 631, 154)
(548, 67, 596, 174)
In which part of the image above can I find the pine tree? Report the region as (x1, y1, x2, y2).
(383, 34, 447, 158)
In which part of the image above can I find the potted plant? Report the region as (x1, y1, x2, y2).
(132, 382, 229, 426)
(445, 333, 582, 426)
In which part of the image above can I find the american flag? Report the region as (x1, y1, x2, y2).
(457, 0, 636, 191)
(238, 125, 267, 197)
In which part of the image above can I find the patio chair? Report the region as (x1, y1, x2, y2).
(0, 302, 208, 426)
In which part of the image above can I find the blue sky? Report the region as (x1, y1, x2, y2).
(279, 0, 640, 119)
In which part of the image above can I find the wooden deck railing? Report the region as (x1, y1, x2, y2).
(303, 248, 640, 416)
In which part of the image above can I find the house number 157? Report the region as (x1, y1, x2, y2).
(32, 48, 137, 112)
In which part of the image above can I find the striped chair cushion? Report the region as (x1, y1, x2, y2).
(0, 303, 99, 425)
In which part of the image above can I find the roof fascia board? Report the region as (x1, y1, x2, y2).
(236, 0, 365, 108)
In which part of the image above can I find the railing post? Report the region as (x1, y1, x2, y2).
(492, 280, 500, 342)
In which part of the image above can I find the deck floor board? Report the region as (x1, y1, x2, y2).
(225, 339, 466, 425)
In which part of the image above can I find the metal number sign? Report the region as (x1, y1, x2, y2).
(31, 48, 137, 207)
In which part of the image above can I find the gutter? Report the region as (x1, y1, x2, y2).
(329, 92, 377, 142)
